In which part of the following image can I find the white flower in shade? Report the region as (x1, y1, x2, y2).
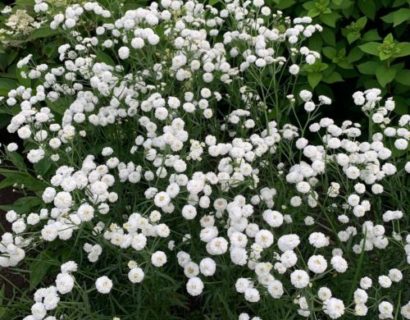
(54, 192, 73, 209)
(128, 267, 145, 284)
(331, 256, 348, 273)
(290, 270, 310, 288)
(95, 276, 113, 294)
(56, 273, 74, 294)
(307, 255, 327, 274)
(186, 277, 204, 296)
(151, 251, 167, 267)
(77, 203, 95, 222)
(267, 280, 284, 299)
(255, 230, 274, 248)
(244, 287, 260, 303)
(323, 298, 345, 319)
(277, 234, 300, 252)
(118, 47, 130, 60)
(199, 258, 216, 276)
(154, 192, 171, 208)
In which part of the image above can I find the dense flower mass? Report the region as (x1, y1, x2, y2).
(0, 0, 409, 319)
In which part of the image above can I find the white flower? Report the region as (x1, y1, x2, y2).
(199, 258, 216, 276)
(154, 192, 171, 208)
(182, 205, 197, 220)
(267, 280, 284, 298)
(307, 255, 327, 274)
(95, 276, 113, 294)
(128, 267, 145, 284)
(186, 277, 204, 296)
(56, 273, 75, 294)
(278, 234, 300, 252)
(151, 251, 167, 267)
(323, 298, 345, 319)
(54, 192, 73, 209)
(206, 237, 228, 255)
(118, 47, 130, 60)
(331, 256, 348, 273)
(290, 270, 310, 288)
(77, 203, 95, 222)
(244, 287, 260, 303)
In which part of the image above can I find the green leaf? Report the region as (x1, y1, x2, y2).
(320, 12, 341, 27)
(394, 42, 410, 58)
(16, 66, 31, 88)
(96, 50, 115, 66)
(29, 27, 59, 41)
(322, 47, 337, 59)
(0, 169, 47, 192)
(359, 42, 380, 56)
(6, 150, 27, 172)
(308, 72, 322, 88)
(375, 64, 397, 87)
(381, 8, 410, 27)
(272, 0, 297, 9)
(323, 71, 343, 83)
(34, 158, 52, 177)
(0, 196, 42, 214)
(358, 0, 377, 19)
(396, 69, 410, 86)
(363, 29, 381, 42)
(346, 32, 360, 44)
(356, 16, 368, 29)
(321, 28, 336, 46)
(30, 251, 54, 290)
(347, 47, 365, 63)
(357, 61, 379, 75)
(0, 78, 17, 96)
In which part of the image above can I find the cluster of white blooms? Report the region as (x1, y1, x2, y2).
(0, 0, 409, 319)
(23, 261, 77, 320)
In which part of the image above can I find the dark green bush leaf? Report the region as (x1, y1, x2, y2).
(381, 8, 410, 27)
(357, 61, 379, 75)
(375, 64, 397, 87)
(359, 42, 380, 56)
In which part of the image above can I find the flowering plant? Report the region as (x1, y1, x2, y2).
(0, 0, 409, 319)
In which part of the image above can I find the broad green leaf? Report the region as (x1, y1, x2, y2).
(6, 150, 27, 172)
(363, 29, 381, 42)
(0, 78, 17, 96)
(358, 0, 377, 19)
(347, 47, 365, 63)
(308, 72, 322, 88)
(322, 47, 337, 59)
(359, 42, 380, 56)
(381, 8, 410, 27)
(273, 0, 296, 9)
(30, 251, 54, 290)
(320, 12, 341, 27)
(321, 28, 336, 46)
(308, 35, 323, 51)
(375, 64, 397, 87)
(346, 32, 360, 44)
(357, 61, 379, 75)
(34, 158, 52, 177)
(323, 71, 343, 83)
(29, 27, 59, 40)
(0, 169, 47, 192)
(394, 42, 410, 58)
(96, 50, 115, 66)
(0, 196, 42, 214)
(16, 67, 31, 88)
(396, 69, 410, 86)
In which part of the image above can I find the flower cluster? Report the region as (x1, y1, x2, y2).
(0, 0, 409, 319)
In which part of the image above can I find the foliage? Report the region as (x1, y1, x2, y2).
(271, 0, 410, 114)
